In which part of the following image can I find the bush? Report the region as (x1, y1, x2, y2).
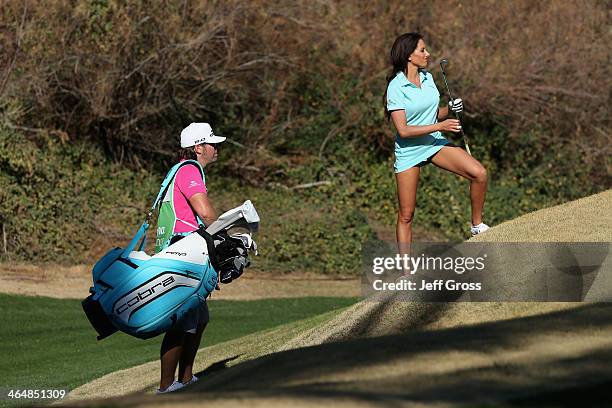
(0, 1, 609, 273)
(0, 127, 377, 274)
(0, 1, 608, 172)
(0, 127, 158, 261)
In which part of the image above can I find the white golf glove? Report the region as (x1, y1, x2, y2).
(448, 98, 463, 114)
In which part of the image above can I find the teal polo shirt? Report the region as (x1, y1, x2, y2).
(386, 70, 450, 173)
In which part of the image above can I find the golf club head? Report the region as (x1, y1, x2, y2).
(440, 58, 449, 72)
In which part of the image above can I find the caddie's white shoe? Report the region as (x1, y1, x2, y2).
(471, 223, 490, 236)
(156, 380, 185, 394)
(183, 375, 198, 385)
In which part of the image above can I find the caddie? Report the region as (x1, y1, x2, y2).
(156, 122, 225, 394)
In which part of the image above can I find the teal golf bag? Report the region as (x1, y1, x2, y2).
(82, 162, 259, 340)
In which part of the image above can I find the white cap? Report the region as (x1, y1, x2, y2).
(180, 123, 226, 148)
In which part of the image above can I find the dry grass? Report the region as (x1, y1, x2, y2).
(0, 263, 360, 300)
(1, 1, 609, 172)
(64, 304, 612, 408)
(62, 190, 612, 407)
(470, 189, 612, 242)
(289, 189, 611, 346)
(63, 307, 345, 402)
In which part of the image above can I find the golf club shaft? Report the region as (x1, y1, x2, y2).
(440, 61, 472, 156)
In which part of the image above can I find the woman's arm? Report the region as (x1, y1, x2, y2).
(390, 110, 461, 138)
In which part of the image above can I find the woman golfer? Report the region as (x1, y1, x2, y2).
(384, 32, 489, 245)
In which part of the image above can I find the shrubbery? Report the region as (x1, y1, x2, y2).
(0, 127, 158, 261)
(0, 122, 601, 273)
(0, 128, 378, 273)
(0, 1, 609, 273)
(1, 1, 609, 168)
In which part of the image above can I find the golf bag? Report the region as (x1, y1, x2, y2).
(82, 163, 259, 340)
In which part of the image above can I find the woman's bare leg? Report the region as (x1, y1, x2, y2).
(396, 166, 420, 249)
(430, 146, 487, 225)
(160, 330, 184, 390)
(178, 323, 207, 383)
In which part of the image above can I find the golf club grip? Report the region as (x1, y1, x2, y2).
(441, 61, 472, 156)
(439, 64, 453, 101)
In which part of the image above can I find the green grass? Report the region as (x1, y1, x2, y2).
(0, 294, 357, 406)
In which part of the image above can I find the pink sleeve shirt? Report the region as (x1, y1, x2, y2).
(173, 163, 207, 233)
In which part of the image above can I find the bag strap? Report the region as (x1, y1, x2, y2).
(121, 160, 204, 257)
(149, 160, 203, 218)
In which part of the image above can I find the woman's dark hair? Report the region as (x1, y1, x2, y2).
(179, 147, 197, 161)
(383, 32, 423, 120)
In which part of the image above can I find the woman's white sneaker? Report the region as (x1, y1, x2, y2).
(156, 380, 185, 394)
(471, 223, 490, 236)
(183, 375, 198, 385)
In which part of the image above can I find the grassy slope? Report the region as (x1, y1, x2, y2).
(0, 295, 356, 407)
(66, 307, 349, 401)
(289, 189, 612, 346)
(68, 190, 612, 407)
(470, 189, 612, 242)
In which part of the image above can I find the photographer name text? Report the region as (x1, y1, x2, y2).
(372, 278, 481, 292)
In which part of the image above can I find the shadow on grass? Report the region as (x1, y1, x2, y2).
(67, 303, 612, 407)
(179, 303, 612, 406)
(194, 354, 243, 377)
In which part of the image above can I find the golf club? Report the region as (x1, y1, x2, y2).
(439, 58, 472, 156)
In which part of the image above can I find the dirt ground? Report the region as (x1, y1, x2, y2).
(0, 263, 360, 300)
